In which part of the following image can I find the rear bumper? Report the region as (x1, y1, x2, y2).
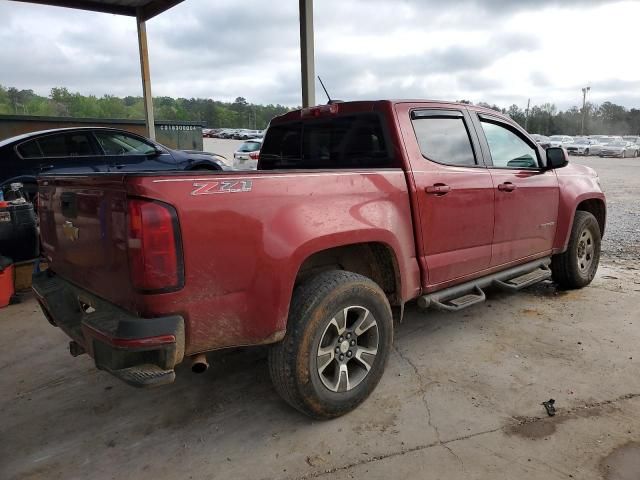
(32, 271, 185, 388)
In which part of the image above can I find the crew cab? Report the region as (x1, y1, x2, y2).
(33, 100, 605, 419)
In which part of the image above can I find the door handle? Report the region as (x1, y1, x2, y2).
(111, 164, 126, 169)
(497, 182, 516, 192)
(425, 184, 451, 195)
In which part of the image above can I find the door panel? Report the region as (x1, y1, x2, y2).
(473, 113, 559, 266)
(396, 104, 494, 287)
(489, 169, 559, 265)
(418, 168, 495, 284)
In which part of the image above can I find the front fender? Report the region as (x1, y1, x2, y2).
(553, 190, 606, 253)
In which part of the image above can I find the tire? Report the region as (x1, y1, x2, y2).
(585, 148, 590, 156)
(268, 270, 393, 419)
(551, 211, 601, 289)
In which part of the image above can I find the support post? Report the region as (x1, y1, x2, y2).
(581, 86, 590, 136)
(137, 10, 156, 140)
(299, 0, 315, 108)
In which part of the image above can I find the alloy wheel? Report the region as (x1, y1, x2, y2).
(316, 306, 379, 393)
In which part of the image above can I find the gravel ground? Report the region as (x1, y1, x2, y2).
(570, 155, 640, 264)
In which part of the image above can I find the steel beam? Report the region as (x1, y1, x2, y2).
(299, 0, 315, 108)
(136, 10, 156, 140)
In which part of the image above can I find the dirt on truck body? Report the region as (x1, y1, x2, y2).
(34, 100, 605, 418)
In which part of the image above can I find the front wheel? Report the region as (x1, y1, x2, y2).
(269, 270, 393, 419)
(551, 211, 601, 289)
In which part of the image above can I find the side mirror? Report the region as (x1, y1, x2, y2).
(546, 147, 569, 170)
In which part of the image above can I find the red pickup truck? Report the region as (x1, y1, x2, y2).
(34, 100, 605, 419)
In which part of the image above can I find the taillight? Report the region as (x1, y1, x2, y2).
(249, 151, 260, 160)
(127, 198, 183, 292)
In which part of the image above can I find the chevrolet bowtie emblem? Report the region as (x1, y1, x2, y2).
(63, 221, 79, 241)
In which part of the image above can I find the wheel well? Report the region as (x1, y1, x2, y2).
(295, 243, 401, 305)
(576, 199, 605, 237)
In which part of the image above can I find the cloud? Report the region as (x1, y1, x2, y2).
(0, 0, 638, 109)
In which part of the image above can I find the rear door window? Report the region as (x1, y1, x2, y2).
(37, 133, 97, 157)
(37, 134, 68, 157)
(411, 112, 477, 166)
(17, 139, 42, 158)
(259, 113, 393, 169)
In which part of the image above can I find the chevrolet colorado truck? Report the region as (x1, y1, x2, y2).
(33, 100, 606, 419)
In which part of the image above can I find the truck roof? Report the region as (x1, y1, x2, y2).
(270, 100, 511, 125)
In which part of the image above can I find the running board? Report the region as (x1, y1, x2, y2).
(418, 258, 551, 312)
(493, 266, 552, 292)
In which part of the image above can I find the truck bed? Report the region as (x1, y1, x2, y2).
(38, 169, 419, 354)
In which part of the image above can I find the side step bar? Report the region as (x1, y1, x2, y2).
(418, 258, 552, 312)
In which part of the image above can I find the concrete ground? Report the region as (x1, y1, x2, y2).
(1, 155, 639, 480)
(203, 137, 244, 165)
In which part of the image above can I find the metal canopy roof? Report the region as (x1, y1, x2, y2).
(11, 0, 184, 21)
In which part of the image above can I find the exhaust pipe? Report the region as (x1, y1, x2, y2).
(191, 353, 209, 373)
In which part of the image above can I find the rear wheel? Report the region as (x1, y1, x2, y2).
(551, 211, 601, 289)
(269, 270, 393, 419)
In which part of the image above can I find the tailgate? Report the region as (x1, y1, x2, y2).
(38, 175, 134, 310)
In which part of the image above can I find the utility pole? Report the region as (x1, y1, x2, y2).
(524, 98, 531, 131)
(581, 86, 591, 136)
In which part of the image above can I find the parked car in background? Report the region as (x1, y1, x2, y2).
(234, 130, 263, 140)
(623, 136, 640, 151)
(549, 135, 574, 147)
(600, 136, 622, 143)
(203, 128, 222, 138)
(599, 140, 637, 158)
(531, 134, 551, 149)
(566, 138, 601, 156)
(0, 127, 229, 200)
(219, 129, 240, 139)
(232, 138, 262, 170)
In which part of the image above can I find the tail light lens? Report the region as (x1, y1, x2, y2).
(127, 198, 183, 292)
(249, 151, 260, 160)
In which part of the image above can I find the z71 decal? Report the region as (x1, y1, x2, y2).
(191, 180, 253, 196)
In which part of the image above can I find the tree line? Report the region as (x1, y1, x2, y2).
(1, 85, 639, 135)
(0, 85, 290, 130)
(460, 100, 640, 136)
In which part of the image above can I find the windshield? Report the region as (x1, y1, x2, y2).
(549, 136, 564, 141)
(574, 139, 590, 144)
(609, 141, 626, 147)
(238, 141, 261, 152)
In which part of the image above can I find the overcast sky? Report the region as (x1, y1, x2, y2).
(1, 0, 639, 110)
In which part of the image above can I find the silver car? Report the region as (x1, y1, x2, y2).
(565, 138, 601, 156)
(549, 135, 574, 147)
(599, 140, 637, 158)
(233, 138, 262, 170)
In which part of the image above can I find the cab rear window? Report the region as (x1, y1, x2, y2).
(259, 113, 394, 170)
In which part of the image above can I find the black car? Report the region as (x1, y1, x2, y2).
(0, 127, 229, 200)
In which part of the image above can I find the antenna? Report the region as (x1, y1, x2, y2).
(318, 76, 332, 104)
